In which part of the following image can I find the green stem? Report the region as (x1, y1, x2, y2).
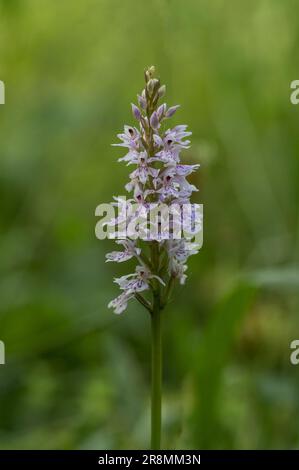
(151, 295, 162, 450)
(135, 293, 152, 314)
(161, 275, 175, 309)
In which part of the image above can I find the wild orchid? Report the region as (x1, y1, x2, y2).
(104, 66, 202, 449)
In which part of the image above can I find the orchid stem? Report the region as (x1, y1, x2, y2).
(161, 275, 175, 309)
(135, 293, 152, 314)
(151, 294, 162, 450)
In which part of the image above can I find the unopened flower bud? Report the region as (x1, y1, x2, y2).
(145, 65, 156, 81)
(147, 78, 159, 95)
(165, 105, 180, 118)
(131, 103, 142, 121)
(158, 85, 166, 98)
(137, 94, 146, 110)
(157, 103, 166, 119)
(150, 111, 159, 130)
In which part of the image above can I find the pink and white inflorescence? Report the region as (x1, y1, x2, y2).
(106, 66, 202, 314)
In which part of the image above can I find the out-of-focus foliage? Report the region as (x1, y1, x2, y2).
(0, 0, 299, 449)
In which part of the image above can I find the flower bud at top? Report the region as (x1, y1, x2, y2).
(158, 85, 166, 98)
(147, 78, 159, 95)
(165, 105, 180, 118)
(150, 111, 159, 130)
(131, 103, 142, 121)
(145, 65, 156, 81)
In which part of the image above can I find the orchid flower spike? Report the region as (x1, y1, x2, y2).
(106, 66, 201, 315)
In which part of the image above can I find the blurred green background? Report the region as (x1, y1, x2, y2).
(0, 0, 299, 450)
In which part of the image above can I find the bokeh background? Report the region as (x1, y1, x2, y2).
(0, 0, 299, 450)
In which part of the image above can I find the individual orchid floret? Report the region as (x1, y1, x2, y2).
(168, 258, 188, 285)
(113, 126, 141, 150)
(126, 151, 159, 185)
(114, 269, 149, 294)
(106, 239, 141, 263)
(153, 126, 192, 164)
(114, 265, 164, 293)
(108, 291, 135, 315)
(108, 265, 165, 314)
